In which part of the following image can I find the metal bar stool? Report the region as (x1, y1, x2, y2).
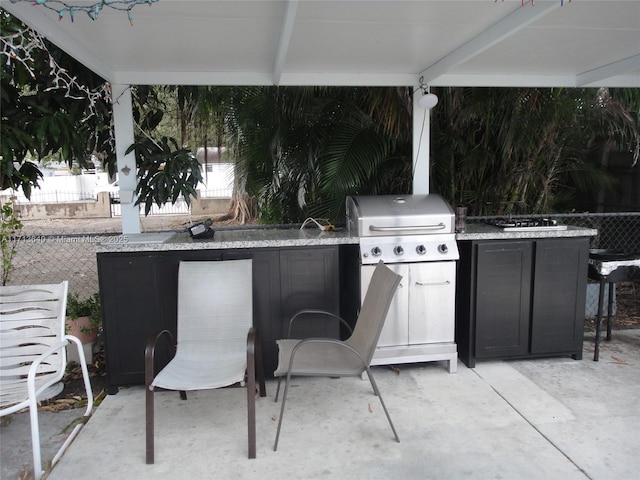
(588, 250, 640, 361)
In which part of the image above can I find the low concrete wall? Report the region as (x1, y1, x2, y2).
(2, 192, 230, 220)
(3, 192, 112, 220)
(190, 191, 230, 216)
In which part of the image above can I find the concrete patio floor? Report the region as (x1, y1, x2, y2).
(3, 330, 639, 480)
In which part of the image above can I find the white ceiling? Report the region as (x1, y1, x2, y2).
(2, 0, 639, 88)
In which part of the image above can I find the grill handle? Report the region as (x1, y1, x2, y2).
(369, 223, 446, 233)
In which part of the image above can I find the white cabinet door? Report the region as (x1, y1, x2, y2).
(408, 262, 456, 344)
(361, 263, 408, 347)
(362, 262, 456, 348)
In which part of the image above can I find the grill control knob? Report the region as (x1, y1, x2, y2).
(416, 245, 427, 255)
(394, 246, 404, 256)
(438, 244, 449, 254)
(371, 246, 382, 257)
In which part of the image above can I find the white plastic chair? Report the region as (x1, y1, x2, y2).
(145, 260, 266, 464)
(0, 281, 94, 480)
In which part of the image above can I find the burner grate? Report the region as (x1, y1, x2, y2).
(487, 218, 557, 228)
(486, 218, 568, 231)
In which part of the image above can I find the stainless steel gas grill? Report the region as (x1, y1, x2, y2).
(346, 194, 459, 373)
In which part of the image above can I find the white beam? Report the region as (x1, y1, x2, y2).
(430, 73, 581, 88)
(1, 1, 115, 82)
(114, 70, 417, 87)
(111, 84, 141, 234)
(419, 1, 560, 85)
(273, 0, 299, 86)
(113, 70, 277, 86)
(278, 72, 416, 87)
(577, 55, 640, 87)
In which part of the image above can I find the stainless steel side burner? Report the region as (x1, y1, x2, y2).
(486, 217, 568, 232)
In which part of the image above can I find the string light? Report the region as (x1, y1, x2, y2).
(9, 0, 159, 25)
(1, 24, 112, 124)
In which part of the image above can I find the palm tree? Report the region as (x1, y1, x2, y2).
(224, 86, 413, 224)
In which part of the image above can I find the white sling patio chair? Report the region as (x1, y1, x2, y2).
(0, 281, 94, 480)
(273, 260, 402, 451)
(145, 259, 266, 464)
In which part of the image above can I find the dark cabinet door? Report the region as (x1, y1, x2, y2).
(98, 254, 163, 391)
(98, 246, 343, 388)
(530, 238, 588, 357)
(279, 247, 340, 339)
(475, 241, 532, 359)
(223, 249, 281, 376)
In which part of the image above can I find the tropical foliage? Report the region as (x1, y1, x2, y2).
(0, 196, 22, 286)
(0, 12, 203, 212)
(126, 135, 202, 215)
(0, 11, 112, 196)
(223, 86, 413, 223)
(431, 87, 639, 215)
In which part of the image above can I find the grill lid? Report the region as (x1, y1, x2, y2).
(346, 194, 455, 237)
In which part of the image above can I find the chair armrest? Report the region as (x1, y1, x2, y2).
(63, 335, 94, 417)
(286, 310, 353, 338)
(145, 330, 176, 389)
(26, 339, 71, 403)
(26, 337, 93, 417)
(246, 327, 267, 397)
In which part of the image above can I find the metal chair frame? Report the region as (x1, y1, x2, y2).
(273, 260, 402, 451)
(144, 260, 266, 464)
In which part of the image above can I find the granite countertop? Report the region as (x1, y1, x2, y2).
(96, 227, 358, 252)
(96, 222, 597, 253)
(456, 223, 597, 241)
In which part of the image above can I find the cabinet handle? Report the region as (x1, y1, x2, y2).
(415, 280, 451, 286)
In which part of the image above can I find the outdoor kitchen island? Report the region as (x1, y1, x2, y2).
(455, 223, 597, 368)
(96, 222, 597, 392)
(96, 228, 361, 393)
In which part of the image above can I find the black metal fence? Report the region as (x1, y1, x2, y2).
(5, 213, 640, 311)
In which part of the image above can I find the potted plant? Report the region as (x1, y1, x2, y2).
(66, 292, 101, 345)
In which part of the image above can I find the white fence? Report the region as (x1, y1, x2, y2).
(6, 173, 109, 202)
(4, 166, 234, 218)
(200, 163, 234, 198)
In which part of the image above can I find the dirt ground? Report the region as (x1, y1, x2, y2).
(584, 281, 640, 331)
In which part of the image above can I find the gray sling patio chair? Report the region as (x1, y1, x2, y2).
(273, 260, 402, 451)
(0, 281, 94, 480)
(145, 260, 266, 464)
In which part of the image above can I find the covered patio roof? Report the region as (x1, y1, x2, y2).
(3, 0, 639, 88)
